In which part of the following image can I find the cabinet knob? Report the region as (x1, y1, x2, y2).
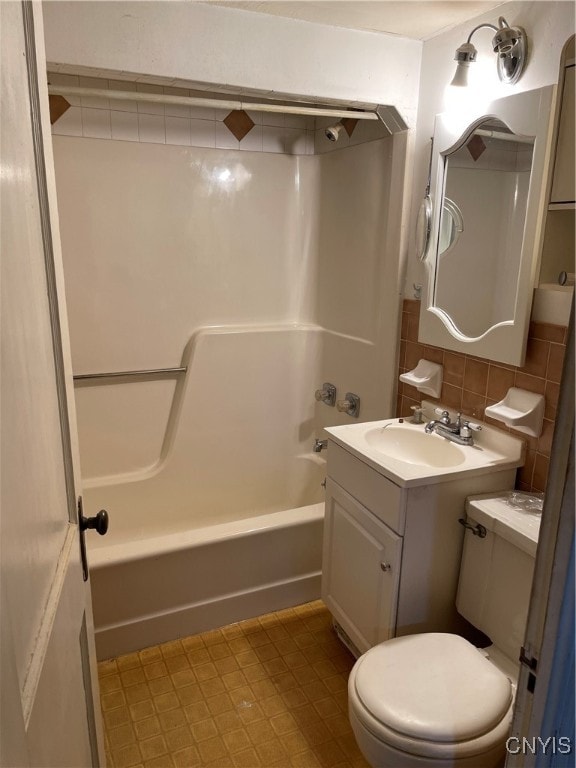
(380, 562, 392, 572)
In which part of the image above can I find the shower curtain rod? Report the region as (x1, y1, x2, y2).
(47, 85, 379, 121)
(474, 128, 533, 144)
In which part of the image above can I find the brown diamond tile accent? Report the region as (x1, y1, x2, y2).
(467, 134, 486, 160)
(224, 110, 255, 141)
(48, 94, 71, 124)
(341, 117, 359, 137)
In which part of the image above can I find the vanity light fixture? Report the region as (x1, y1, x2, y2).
(451, 16, 528, 87)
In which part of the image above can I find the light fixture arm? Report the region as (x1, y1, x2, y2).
(466, 22, 499, 44)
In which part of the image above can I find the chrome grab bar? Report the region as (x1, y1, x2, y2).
(73, 366, 187, 382)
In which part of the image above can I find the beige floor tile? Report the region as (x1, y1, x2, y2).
(198, 735, 228, 763)
(164, 725, 194, 752)
(214, 709, 243, 734)
(160, 639, 185, 659)
(153, 691, 181, 712)
(206, 691, 234, 716)
(231, 746, 261, 767)
(104, 705, 131, 730)
(99, 601, 370, 768)
(260, 693, 287, 717)
(112, 743, 143, 768)
(142, 755, 173, 768)
(139, 734, 168, 761)
(117, 653, 141, 672)
(164, 655, 190, 675)
(139, 646, 163, 665)
(215, 656, 240, 675)
(191, 717, 218, 743)
(134, 716, 162, 740)
(222, 727, 251, 754)
(158, 708, 187, 732)
(148, 677, 174, 697)
(121, 668, 147, 688)
(101, 690, 127, 712)
(256, 736, 289, 763)
(129, 700, 156, 722)
(170, 668, 196, 689)
(183, 701, 211, 725)
(108, 723, 137, 749)
(171, 745, 201, 768)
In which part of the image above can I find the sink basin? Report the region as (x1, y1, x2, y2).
(324, 404, 525, 487)
(364, 426, 466, 468)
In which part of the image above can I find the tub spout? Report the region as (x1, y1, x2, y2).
(313, 439, 328, 453)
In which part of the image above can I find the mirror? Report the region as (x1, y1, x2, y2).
(419, 86, 555, 366)
(435, 119, 534, 338)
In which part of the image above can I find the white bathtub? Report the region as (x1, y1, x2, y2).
(89, 503, 324, 659)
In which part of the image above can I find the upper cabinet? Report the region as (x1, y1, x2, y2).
(550, 38, 575, 205)
(538, 36, 575, 305)
(550, 65, 575, 205)
(419, 86, 555, 367)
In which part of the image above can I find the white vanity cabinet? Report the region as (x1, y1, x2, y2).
(322, 440, 518, 656)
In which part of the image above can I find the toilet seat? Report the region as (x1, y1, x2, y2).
(349, 633, 515, 761)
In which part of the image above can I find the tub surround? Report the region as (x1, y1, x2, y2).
(397, 299, 568, 493)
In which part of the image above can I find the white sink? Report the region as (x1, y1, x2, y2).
(364, 426, 466, 468)
(324, 402, 525, 487)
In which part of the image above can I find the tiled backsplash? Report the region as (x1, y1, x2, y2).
(49, 73, 388, 155)
(397, 299, 568, 493)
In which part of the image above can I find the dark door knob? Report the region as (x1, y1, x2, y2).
(78, 498, 109, 581)
(80, 509, 109, 535)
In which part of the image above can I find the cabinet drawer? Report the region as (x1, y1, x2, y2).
(327, 441, 405, 533)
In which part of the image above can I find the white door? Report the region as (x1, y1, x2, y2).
(0, 2, 104, 766)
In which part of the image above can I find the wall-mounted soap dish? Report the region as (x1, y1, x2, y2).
(399, 359, 443, 399)
(484, 387, 545, 437)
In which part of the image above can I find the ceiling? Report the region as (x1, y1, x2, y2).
(209, 1, 507, 40)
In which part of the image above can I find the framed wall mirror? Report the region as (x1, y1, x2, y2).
(419, 86, 555, 366)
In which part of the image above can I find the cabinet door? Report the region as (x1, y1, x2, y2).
(322, 480, 402, 655)
(551, 66, 575, 203)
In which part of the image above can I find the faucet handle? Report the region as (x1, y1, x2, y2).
(315, 382, 336, 407)
(434, 408, 451, 424)
(336, 392, 361, 418)
(409, 405, 424, 424)
(461, 421, 482, 438)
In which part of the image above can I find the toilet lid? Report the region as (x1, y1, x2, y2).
(354, 634, 512, 743)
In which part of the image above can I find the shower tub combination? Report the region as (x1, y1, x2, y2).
(84, 326, 334, 659)
(54, 132, 403, 660)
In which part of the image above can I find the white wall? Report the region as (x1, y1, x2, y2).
(405, 0, 575, 295)
(43, 1, 421, 127)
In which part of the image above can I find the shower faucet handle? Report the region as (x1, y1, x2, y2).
(315, 382, 337, 407)
(336, 393, 361, 418)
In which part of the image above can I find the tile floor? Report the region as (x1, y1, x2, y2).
(98, 600, 370, 768)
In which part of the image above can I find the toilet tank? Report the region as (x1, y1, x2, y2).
(456, 493, 541, 664)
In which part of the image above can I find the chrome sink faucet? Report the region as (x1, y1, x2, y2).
(425, 408, 482, 446)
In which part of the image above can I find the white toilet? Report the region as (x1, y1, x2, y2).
(348, 493, 541, 768)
